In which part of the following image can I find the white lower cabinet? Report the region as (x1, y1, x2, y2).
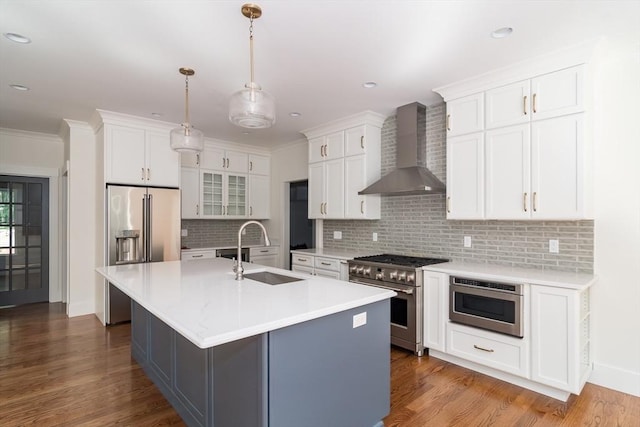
(291, 252, 348, 281)
(423, 271, 448, 352)
(446, 322, 530, 378)
(181, 249, 216, 260)
(249, 246, 279, 268)
(423, 268, 593, 399)
(530, 285, 591, 394)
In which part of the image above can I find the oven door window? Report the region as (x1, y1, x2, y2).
(454, 292, 515, 324)
(390, 297, 408, 328)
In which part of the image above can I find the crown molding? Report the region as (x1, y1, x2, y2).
(301, 110, 387, 140)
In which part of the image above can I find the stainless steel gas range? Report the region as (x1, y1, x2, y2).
(348, 254, 448, 356)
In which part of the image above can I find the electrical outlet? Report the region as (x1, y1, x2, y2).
(353, 312, 367, 328)
(464, 236, 472, 248)
(549, 239, 559, 253)
(181, 229, 188, 237)
(333, 231, 342, 240)
(372, 232, 378, 242)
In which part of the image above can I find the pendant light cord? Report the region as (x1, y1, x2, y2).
(249, 12, 255, 85)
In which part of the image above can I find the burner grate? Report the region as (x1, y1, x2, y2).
(352, 254, 448, 268)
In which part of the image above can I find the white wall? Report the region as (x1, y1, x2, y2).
(0, 128, 63, 302)
(268, 139, 309, 267)
(60, 120, 98, 317)
(589, 36, 640, 396)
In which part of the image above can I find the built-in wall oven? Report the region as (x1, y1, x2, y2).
(449, 276, 524, 338)
(349, 254, 448, 356)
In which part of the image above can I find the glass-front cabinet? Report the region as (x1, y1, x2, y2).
(200, 171, 246, 218)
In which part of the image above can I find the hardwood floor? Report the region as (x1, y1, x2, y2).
(1, 303, 638, 426)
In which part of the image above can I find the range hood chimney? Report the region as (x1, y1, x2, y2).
(359, 102, 446, 196)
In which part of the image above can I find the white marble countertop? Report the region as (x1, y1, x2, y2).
(290, 248, 379, 260)
(423, 261, 596, 290)
(97, 258, 394, 349)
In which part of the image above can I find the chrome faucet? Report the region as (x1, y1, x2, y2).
(234, 220, 271, 280)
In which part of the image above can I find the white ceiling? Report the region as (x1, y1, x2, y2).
(1, 0, 639, 148)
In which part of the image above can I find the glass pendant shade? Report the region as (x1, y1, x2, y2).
(229, 82, 276, 128)
(170, 124, 204, 152)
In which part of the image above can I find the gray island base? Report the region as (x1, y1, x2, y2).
(131, 299, 390, 427)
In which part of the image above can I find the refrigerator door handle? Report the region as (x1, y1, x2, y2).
(147, 193, 153, 262)
(141, 195, 147, 262)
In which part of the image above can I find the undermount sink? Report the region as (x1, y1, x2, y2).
(243, 271, 303, 285)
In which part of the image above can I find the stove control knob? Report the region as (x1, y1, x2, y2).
(356, 266, 364, 275)
(349, 265, 357, 274)
(363, 266, 371, 276)
(389, 270, 398, 280)
(407, 273, 416, 284)
(375, 272, 384, 280)
(398, 271, 407, 282)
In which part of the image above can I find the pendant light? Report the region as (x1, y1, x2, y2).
(228, 3, 276, 129)
(170, 67, 204, 153)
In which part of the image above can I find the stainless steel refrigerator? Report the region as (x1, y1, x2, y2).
(105, 185, 181, 324)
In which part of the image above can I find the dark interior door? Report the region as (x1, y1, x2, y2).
(0, 176, 49, 307)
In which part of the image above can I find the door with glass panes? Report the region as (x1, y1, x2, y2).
(0, 176, 49, 306)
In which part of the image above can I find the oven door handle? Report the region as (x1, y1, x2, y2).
(349, 279, 412, 295)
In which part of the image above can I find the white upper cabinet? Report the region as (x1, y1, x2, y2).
(485, 80, 531, 129)
(203, 147, 248, 173)
(531, 114, 585, 219)
(181, 167, 200, 219)
(531, 66, 584, 120)
(248, 154, 270, 175)
(100, 115, 180, 188)
(446, 93, 484, 137)
(248, 174, 270, 219)
(437, 62, 591, 220)
(485, 124, 531, 219)
(309, 132, 344, 164)
(303, 112, 385, 220)
(446, 132, 484, 219)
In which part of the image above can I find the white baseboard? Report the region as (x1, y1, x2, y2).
(589, 362, 640, 397)
(67, 300, 95, 318)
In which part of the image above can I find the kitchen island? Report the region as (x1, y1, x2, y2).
(97, 258, 395, 427)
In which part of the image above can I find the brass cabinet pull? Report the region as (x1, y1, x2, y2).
(447, 196, 451, 213)
(446, 114, 451, 131)
(533, 192, 538, 212)
(222, 157, 226, 168)
(196, 204, 199, 215)
(523, 95, 528, 115)
(473, 344, 494, 353)
(297, 258, 308, 263)
(250, 206, 253, 216)
(321, 262, 331, 266)
(141, 167, 145, 181)
(226, 158, 229, 168)
(147, 168, 150, 181)
(360, 135, 364, 149)
(360, 200, 364, 214)
(196, 153, 200, 166)
(523, 192, 528, 212)
(533, 93, 537, 113)
(249, 161, 253, 171)
(192, 254, 203, 258)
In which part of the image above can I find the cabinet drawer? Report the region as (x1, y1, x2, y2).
(181, 250, 216, 260)
(314, 257, 340, 272)
(446, 322, 529, 378)
(291, 265, 314, 275)
(250, 246, 279, 257)
(291, 254, 313, 267)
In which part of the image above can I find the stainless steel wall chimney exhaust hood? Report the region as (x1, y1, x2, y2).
(359, 102, 445, 196)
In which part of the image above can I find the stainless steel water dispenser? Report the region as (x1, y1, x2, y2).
(115, 229, 140, 264)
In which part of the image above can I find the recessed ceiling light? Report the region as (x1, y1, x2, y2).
(362, 82, 377, 89)
(10, 84, 30, 91)
(491, 27, 513, 39)
(151, 112, 163, 118)
(4, 32, 31, 44)
(289, 112, 302, 118)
